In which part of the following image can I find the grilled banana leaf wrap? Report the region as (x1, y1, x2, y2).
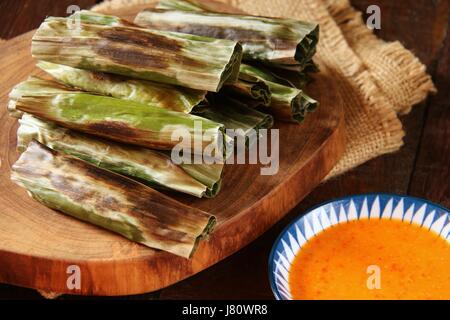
(194, 95, 273, 136)
(17, 114, 223, 198)
(9, 77, 227, 158)
(37, 61, 207, 113)
(222, 72, 271, 106)
(239, 64, 318, 122)
(32, 13, 243, 91)
(11, 140, 216, 258)
(135, 6, 318, 69)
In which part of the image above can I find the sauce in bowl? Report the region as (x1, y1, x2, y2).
(289, 219, 450, 300)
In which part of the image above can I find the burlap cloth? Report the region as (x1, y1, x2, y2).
(92, 0, 435, 178)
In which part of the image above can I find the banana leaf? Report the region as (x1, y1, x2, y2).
(179, 162, 223, 195)
(17, 114, 222, 198)
(265, 67, 312, 90)
(135, 7, 319, 68)
(8, 76, 78, 118)
(222, 72, 271, 106)
(155, 0, 320, 72)
(157, 0, 208, 11)
(193, 96, 273, 136)
(10, 77, 226, 156)
(68, 10, 136, 26)
(37, 61, 207, 113)
(32, 13, 243, 92)
(278, 60, 320, 73)
(156, 0, 319, 75)
(239, 64, 318, 122)
(11, 140, 216, 258)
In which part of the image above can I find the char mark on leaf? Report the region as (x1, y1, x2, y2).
(99, 27, 183, 51)
(95, 45, 170, 69)
(88, 121, 140, 138)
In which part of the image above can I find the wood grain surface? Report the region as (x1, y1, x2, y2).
(0, 0, 448, 300)
(0, 1, 345, 296)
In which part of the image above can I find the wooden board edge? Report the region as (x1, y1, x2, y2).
(0, 111, 345, 296)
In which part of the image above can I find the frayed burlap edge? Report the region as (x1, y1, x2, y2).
(324, 0, 436, 114)
(91, 0, 411, 178)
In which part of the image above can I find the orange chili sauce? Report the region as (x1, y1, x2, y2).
(289, 219, 450, 300)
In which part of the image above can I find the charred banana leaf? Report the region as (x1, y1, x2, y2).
(222, 72, 271, 107)
(32, 13, 243, 91)
(135, 8, 318, 68)
(193, 96, 273, 136)
(180, 162, 223, 196)
(11, 140, 216, 258)
(276, 60, 320, 74)
(240, 64, 318, 122)
(37, 61, 207, 113)
(17, 114, 222, 198)
(10, 77, 226, 156)
(265, 67, 313, 90)
(8, 76, 78, 118)
(155, 0, 319, 72)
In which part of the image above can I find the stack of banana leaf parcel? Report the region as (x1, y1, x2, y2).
(8, 0, 319, 258)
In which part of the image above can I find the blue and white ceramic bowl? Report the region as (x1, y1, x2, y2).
(268, 194, 450, 300)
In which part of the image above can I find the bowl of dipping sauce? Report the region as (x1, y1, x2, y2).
(269, 194, 450, 300)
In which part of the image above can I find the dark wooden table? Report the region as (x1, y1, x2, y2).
(0, 0, 448, 300)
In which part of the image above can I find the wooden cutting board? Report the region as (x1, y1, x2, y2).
(0, 1, 345, 296)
